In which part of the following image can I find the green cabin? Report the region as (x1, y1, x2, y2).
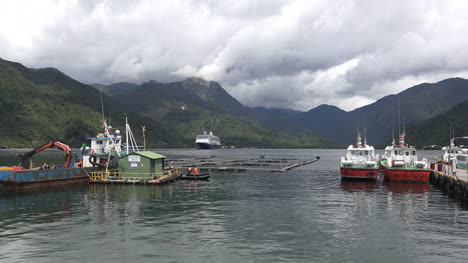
(118, 151, 166, 178)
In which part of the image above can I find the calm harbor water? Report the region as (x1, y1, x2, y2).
(1, 148, 468, 263)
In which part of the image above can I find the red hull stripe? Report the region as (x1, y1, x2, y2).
(383, 168, 430, 182)
(340, 168, 379, 180)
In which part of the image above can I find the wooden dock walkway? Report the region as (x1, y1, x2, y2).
(90, 173, 180, 185)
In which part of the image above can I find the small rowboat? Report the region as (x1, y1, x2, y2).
(180, 173, 211, 180)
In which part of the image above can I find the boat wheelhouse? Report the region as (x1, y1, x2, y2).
(81, 120, 123, 168)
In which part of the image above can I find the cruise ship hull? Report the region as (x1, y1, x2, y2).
(197, 143, 221, 149)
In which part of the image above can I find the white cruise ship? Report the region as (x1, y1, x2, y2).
(195, 131, 221, 149)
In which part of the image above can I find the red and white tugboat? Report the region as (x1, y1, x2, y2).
(380, 133, 430, 182)
(340, 132, 379, 180)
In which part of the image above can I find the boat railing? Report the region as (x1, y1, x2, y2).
(89, 168, 181, 182)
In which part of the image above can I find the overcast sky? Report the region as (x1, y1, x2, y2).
(1, 0, 468, 111)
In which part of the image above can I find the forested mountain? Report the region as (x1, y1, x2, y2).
(289, 78, 468, 144)
(0, 58, 337, 148)
(108, 78, 337, 148)
(0, 58, 173, 147)
(3, 56, 466, 149)
(98, 76, 468, 147)
(404, 100, 468, 148)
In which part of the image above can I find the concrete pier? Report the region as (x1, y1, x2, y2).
(429, 163, 468, 200)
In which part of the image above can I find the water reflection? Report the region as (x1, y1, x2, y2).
(0, 187, 79, 225)
(83, 184, 183, 226)
(1, 149, 468, 263)
(384, 182, 430, 194)
(340, 180, 379, 193)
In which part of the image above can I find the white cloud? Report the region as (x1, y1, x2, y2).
(1, 0, 468, 111)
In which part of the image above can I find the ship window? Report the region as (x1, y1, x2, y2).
(399, 151, 403, 155)
(458, 156, 467, 162)
(405, 152, 409, 156)
(359, 151, 363, 155)
(115, 140, 120, 144)
(364, 151, 368, 155)
(97, 140, 103, 145)
(394, 150, 398, 155)
(351, 151, 355, 155)
(412, 151, 416, 155)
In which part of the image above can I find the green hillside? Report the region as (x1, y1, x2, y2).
(109, 79, 338, 148)
(0, 58, 172, 148)
(405, 100, 468, 148)
(0, 58, 338, 148)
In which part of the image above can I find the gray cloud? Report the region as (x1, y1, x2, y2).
(1, 0, 468, 111)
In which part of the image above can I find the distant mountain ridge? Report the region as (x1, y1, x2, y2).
(287, 78, 468, 144)
(103, 77, 337, 148)
(98, 76, 468, 147)
(2, 56, 465, 148)
(0, 57, 340, 148)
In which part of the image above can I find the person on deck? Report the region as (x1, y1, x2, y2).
(193, 167, 199, 175)
(187, 167, 192, 175)
(80, 143, 87, 154)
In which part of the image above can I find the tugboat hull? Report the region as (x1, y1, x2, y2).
(380, 165, 430, 183)
(340, 168, 379, 180)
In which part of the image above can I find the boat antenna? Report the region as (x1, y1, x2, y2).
(356, 112, 362, 147)
(392, 113, 395, 146)
(100, 86, 105, 124)
(142, 126, 146, 151)
(363, 119, 367, 146)
(403, 117, 406, 134)
(398, 96, 401, 136)
(125, 114, 129, 154)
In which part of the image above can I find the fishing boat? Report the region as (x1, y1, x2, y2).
(380, 133, 430, 182)
(429, 137, 468, 180)
(0, 141, 98, 190)
(80, 120, 125, 169)
(340, 132, 379, 180)
(180, 173, 211, 180)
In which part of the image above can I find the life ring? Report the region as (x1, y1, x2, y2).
(89, 155, 97, 164)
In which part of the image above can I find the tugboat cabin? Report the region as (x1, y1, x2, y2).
(343, 146, 377, 166)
